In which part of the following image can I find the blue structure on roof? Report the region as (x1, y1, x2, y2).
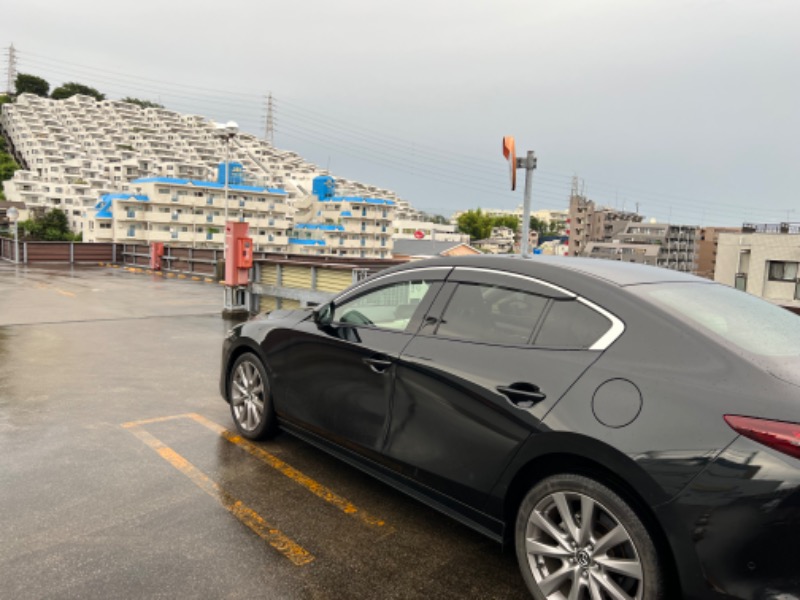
(310, 175, 395, 206)
(94, 193, 149, 219)
(131, 177, 287, 195)
(312, 176, 336, 200)
(294, 223, 345, 232)
(288, 238, 327, 246)
(217, 162, 244, 185)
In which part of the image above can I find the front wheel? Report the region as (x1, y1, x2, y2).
(515, 473, 664, 600)
(227, 353, 276, 440)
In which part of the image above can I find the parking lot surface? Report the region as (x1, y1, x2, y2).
(0, 263, 528, 599)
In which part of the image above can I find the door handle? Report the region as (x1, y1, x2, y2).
(497, 384, 547, 409)
(363, 357, 392, 374)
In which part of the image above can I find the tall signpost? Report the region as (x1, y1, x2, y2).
(503, 136, 537, 258)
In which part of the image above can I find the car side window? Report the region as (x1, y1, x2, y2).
(334, 280, 432, 331)
(436, 283, 549, 344)
(534, 300, 612, 349)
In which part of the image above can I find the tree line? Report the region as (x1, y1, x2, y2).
(10, 73, 162, 108)
(456, 209, 563, 241)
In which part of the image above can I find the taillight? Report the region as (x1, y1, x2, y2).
(724, 415, 800, 461)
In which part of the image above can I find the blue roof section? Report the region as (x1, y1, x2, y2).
(318, 196, 395, 206)
(340, 211, 352, 217)
(289, 238, 327, 246)
(94, 193, 150, 219)
(294, 223, 345, 231)
(131, 177, 288, 195)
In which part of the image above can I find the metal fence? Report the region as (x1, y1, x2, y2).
(0, 237, 122, 263)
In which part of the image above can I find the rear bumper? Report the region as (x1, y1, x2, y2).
(664, 436, 800, 599)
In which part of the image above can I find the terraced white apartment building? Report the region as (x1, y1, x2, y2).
(1, 93, 403, 257)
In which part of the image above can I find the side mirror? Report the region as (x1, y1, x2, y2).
(314, 302, 334, 327)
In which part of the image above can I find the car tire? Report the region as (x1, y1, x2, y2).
(227, 353, 277, 440)
(515, 473, 664, 600)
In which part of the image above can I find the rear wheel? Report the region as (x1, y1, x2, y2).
(227, 353, 276, 440)
(515, 473, 663, 600)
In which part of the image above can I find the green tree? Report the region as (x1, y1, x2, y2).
(530, 216, 562, 237)
(492, 215, 519, 231)
(51, 82, 105, 101)
(0, 94, 11, 105)
(19, 209, 78, 241)
(0, 137, 19, 198)
(457, 209, 494, 240)
(15, 73, 50, 97)
(121, 97, 164, 109)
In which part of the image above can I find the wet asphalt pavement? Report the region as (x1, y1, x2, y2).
(0, 263, 529, 600)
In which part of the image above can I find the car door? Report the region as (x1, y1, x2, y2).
(386, 267, 620, 509)
(279, 267, 450, 460)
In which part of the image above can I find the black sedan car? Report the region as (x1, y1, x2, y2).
(220, 255, 800, 600)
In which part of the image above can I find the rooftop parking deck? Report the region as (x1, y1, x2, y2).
(0, 263, 527, 599)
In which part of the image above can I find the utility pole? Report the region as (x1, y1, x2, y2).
(4, 44, 17, 95)
(502, 137, 538, 257)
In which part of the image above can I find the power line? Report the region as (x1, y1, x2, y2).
(11, 47, 789, 224)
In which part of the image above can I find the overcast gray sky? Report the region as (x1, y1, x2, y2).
(4, 0, 799, 225)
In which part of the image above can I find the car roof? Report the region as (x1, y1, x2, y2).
(391, 254, 704, 287)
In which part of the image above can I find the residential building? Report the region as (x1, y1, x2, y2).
(567, 192, 642, 256)
(584, 222, 699, 272)
(472, 226, 519, 254)
(392, 219, 468, 244)
(715, 223, 800, 309)
(0, 94, 408, 250)
(86, 174, 290, 250)
(695, 226, 742, 280)
(287, 176, 395, 259)
(391, 239, 481, 259)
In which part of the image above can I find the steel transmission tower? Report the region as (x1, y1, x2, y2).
(4, 44, 17, 95)
(264, 93, 274, 144)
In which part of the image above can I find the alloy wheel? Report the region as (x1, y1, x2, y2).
(230, 360, 266, 432)
(524, 491, 644, 600)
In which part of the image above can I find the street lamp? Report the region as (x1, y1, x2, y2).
(7, 206, 19, 264)
(214, 120, 239, 260)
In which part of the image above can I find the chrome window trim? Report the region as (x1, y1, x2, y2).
(578, 297, 626, 350)
(334, 266, 452, 304)
(452, 267, 577, 298)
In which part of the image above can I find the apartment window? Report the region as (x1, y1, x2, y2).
(171, 230, 178, 240)
(127, 226, 136, 237)
(360, 238, 366, 247)
(768, 261, 799, 281)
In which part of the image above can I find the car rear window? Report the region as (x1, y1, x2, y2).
(534, 300, 612, 349)
(630, 282, 800, 357)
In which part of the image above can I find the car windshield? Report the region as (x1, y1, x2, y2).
(629, 282, 800, 358)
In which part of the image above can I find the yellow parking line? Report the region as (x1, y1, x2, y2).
(188, 413, 392, 533)
(122, 413, 197, 428)
(126, 426, 314, 566)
